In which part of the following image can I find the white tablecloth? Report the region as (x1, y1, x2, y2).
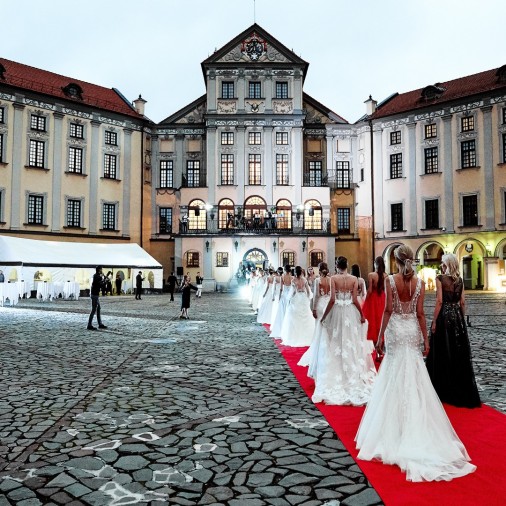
(53, 282, 65, 298)
(0, 283, 20, 306)
(63, 281, 80, 300)
(16, 281, 30, 298)
(36, 282, 55, 301)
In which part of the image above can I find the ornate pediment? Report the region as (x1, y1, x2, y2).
(203, 24, 307, 67)
(303, 101, 332, 125)
(175, 101, 206, 124)
(303, 93, 348, 125)
(159, 95, 207, 125)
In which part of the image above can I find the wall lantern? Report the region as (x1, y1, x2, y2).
(273, 241, 277, 252)
(205, 240, 210, 252)
(234, 240, 239, 251)
(302, 240, 306, 252)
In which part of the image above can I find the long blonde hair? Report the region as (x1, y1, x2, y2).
(441, 253, 460, 281)
(394, 244, 415, 279)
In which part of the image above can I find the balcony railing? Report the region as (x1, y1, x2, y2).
(178, 217, 332, 236)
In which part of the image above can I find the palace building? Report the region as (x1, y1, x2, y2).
(1, 25, 505, 291)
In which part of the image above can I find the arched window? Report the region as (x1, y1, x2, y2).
(188, 199, 206, 230)
(304, 199, 322, 230)
(218, 198, 235, 229)
(310, 250, 324, 268)
(244, 196, 267, 226)
(276, 199, 292, 230)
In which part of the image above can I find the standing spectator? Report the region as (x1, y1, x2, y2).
(88, 266, 107, 331)
(115, 273, 122, 295)
(426, 254, 481, 408)
(180, 275, 198, 319)
(181, 213, 188, 233)
(195, 272, 204, 298)
(0, 270, 4, 283)
(167, 272, 178, 302)
(135, 271, 145, 300)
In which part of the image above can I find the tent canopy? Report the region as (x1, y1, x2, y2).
(0, 236, 162, 269)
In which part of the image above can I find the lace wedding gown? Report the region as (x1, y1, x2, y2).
(270, 281, 291, 338)
(298, 277, 330, 378)
(280, 279, 315, 347)
(355, 275, 476, 482)
(311, 285, 376, 406)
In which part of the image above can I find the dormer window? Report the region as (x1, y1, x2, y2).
(421, 84, 445, 100)
(62, 83, 83, 100)
(496, 64, 506, 83)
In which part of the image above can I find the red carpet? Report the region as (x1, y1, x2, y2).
(265, 325, 506, 506)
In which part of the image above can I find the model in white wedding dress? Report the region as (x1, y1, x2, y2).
(311, 258, 376, 406)
(270, 266, 293, 338)
(280, 266, 315, 347)
(298, 263, 331, 377)
(355, 245, 476, 482)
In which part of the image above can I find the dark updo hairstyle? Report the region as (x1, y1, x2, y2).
(295, 265, 303, 278)
(374, 256, 386, 294)
(337, 256, 348, 271)
(319, 262, 329, 277)
(284, 264, 291, 273)
(351, 264, 360, 278)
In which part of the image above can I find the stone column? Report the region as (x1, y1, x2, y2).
(51, 109, 64, 231)
(236, 125, 246, 204)
(10, 99, 25, 229)
(407, 121, 417, 235)
(481, 105, 494, 230)
(207, 126, 217, 203)
(122, 128, 132, 237)
(203, 240, 215, 292)
(441, 114, 454, 232)
(88, 118, 101, 234)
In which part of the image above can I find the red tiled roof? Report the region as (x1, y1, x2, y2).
(0, 57, 143, 119)
(372, 66, 506, 119)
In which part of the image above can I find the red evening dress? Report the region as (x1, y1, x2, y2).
(362, 288, 385, 344)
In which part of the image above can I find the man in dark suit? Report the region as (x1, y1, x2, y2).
(167, 272, 178, 302)
(135, 271, 145, 300)
(88, 266, 107, 330)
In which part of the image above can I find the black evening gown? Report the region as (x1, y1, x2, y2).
(426, 275, 481, 408)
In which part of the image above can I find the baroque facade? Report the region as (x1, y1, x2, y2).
(355, 66, 506, 291)
(149, 24, 356, 289)
(0, 57, 151, 255)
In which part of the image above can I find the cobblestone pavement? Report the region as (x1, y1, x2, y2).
(0, 290, 504, 505)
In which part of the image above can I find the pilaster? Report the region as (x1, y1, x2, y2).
(122, 128, 132, 236)
(10, 100, 25, 229)
(407, 122, 417, 235)
(481, 105, 494, 229)
(88, 119, 101, 234)
(441, 114, 454, 232)
(51, 109, 64, 231)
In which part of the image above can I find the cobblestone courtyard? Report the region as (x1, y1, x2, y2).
(0, 290, 505, 505)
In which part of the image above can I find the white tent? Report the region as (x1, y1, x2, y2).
(0, 235, 163, 292)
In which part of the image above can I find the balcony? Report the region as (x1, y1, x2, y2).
(178, 215, 332, 236)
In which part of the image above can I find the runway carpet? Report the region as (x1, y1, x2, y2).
(265, 325, 506, 506)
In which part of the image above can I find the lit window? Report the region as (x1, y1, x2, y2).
(336, 161, 350, 188)
(0, 107, 4, 123)
(461, 116, 475, 132)
(186, 251, 200, 267)
(424, 123, 437, 138)
(248, 154, 261, 185)
(221, 132, 234, 145)
(282, 251, 295, 267)
(337, 208, 350, 234)
(69, 147, 83, 173)
(186, 160, 202, 187)
(221, 154, 234, 185)
(276, 132, 288, 145)
(249, 132, 261, 145)
(216, 252, 229, 267)
(159, 207, 172, 234)
(276, 154, 289, 185)
(307, 161, 322, 186)
(310, 251, 324, 268)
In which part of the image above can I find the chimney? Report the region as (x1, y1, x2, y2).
(133, 94, 147, 116)
(364, 95, 377, 116)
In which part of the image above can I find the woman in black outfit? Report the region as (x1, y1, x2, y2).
(180, 275, 198, 319)
(426, 253, 481, 408)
